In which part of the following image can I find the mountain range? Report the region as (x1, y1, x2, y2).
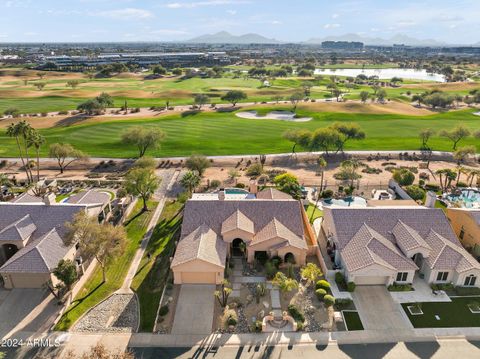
(185, 31, 477, 46)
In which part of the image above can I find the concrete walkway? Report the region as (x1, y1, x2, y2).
(389, 276, 451, 304)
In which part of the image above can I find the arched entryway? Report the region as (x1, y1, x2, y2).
(231, 238, 246, 257)
(1, 243, 19, 265)
(284, 252, 296, 264)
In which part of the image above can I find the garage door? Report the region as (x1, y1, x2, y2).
(181, 272, 216, 284)
(354, 276, 389, 285)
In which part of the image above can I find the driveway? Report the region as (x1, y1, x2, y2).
(171, 285, 215, 335)
(352, 286, 411, 330)
(0, 288, 57, 339)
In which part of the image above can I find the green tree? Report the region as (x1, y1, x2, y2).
(152, 65, 167, 75)
(440, 125, 471, 150)
(221, 90, 247, 106)
(53, 259, 78, 291)
(453, 145, 476, 165)
(274, 173, 302, 199)
(272, 272, 298, 297)
(185, 155, 210, 177)
(180, 171, 201, 195)
(77, 99, 104, 115)
(359, 91, 369, 103)
(300, 263, 322, 287)
(33, 82, 46, 91)
(310, 127, 343, 156)
(419, 128, 435, 150)
(392, 168, 415, 186)
(338, 159, 361, 188)
(282, 129, 312, 155)
(49, 143, 88, 174)
(65, 213, 127, 283)
(6, 121, 34, 183)
(124, 168, 159, 211)
(66, 80, 80, 89)
(289, 92, 304, 112)
(194, 93, 209, 109)
(121, 127, 166, 158)
(331, 122, 365, 152)
(27, 130, 45, 182)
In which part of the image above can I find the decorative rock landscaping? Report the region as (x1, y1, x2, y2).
(72, 293, 138, 333)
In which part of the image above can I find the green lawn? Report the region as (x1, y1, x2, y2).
(1, 107, 480, 158)
(306, 204, 323, 223)
(343, 310, 364, 331)
(54, 199, 158, 331)
(402, 297, 480, 328)
(131, 200, 183, 332)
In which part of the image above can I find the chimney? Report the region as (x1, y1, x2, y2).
(425, 191, 437, 208)
(249, 179, 258, 194)
(218, 190, 225, 201)
(43, 193, 56, 206)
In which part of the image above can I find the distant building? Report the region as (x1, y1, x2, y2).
(321, 41, 364, 50)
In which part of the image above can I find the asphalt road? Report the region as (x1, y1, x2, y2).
(129, 340, 480, 359)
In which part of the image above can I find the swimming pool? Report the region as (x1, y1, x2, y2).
(225, 188, 250, 195)
(446, 189, 480, 208)
(323, 196, 368, 207)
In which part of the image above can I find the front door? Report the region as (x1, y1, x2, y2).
(231, 238, 244, 257)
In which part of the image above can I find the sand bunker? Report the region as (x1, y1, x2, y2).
(236, 110, 312, 122)
(474, 112, 480, 116)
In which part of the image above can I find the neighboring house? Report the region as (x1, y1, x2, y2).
(322, 207, 480, 288)
(0, 200, 96, 289)
(171, 188, 316, 285)
(446, 208, 480, 257)
(65, 189, 112, 223)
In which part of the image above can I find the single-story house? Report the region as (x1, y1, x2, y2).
(322, 207, 480, 287)
(171, 188, 316, 285)
(0, 198, 99, 289)
(446, 208, 480, 257)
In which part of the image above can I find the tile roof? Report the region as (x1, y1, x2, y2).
(423, 230, 480, 273)
(256, 188, 293, 200)
(392, 220, 432, 255)
(221, 209, 255, 235)
(10, 193, 43, 204)
(66, 190, 111, 206)
(0, 228, 70, 273)
(252, 218, 307, 250)
(0, 214, 36, 242)
(171, 225, 227, 268)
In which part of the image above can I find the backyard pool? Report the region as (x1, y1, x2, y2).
(446, 189, 480, 208)
(323, 196, 367, 207)
(225, 188, 250, 195)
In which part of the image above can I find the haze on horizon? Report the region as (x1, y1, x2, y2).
(0, 0, 479, 44)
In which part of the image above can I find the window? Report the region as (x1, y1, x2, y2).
(464, 275, 477, 286)
(436, 272, 449, 282)
(396, 272, 408, 282)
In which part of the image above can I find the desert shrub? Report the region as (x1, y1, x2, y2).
(58, 110, 69, 115)
(270, 255, 282, 268)
(158, 305, 169, 316)
(323, 295, 336, 307)
(235, 183, 246, 188)
(209, 179, 221, 189)
(335, 272, 345, 285)
(347, 282, 356, 292)
(425, 183, 440, 192)
(392, 168, 415, 186)
(315, 288, 327, 300)
(222, 307, 238, 328)
(246, 163, 263, 177)
(405, 185, 425, 201)
(315, 280, 331, 291)
(251, 320, 263, 332)
(265, 261, 277, 279)
(287, 304, 305, 323)
(321, 189, 334, 198)
(334, 298, 353, 310)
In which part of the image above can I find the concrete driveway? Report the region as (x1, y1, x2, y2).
(171, 285, 215, 335)
(0, 288, 57, 339)
(352, 286, 411, 330)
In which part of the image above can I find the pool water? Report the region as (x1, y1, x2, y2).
(323, 196, 367, 207)
(446, 189, 480, 208)
(225, 188, 249, 195)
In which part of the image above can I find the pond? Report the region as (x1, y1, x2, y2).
(314, 68, 446, 82)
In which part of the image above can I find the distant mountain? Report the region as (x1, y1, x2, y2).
(185, 31, 281, 44)
(305, 33, 447, 47)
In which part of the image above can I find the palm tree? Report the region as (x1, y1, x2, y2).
(180, 171, 201, 195)
(27, 131, 45, 182)
(6, 122, 31, 183)
(310, 156, 327, 222)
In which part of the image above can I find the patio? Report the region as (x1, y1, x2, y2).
(389, 275, 451, 304)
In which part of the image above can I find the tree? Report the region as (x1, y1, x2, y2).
(311, 156, 327, 222)
(66, 80, 80, 89)
(214, 280, 232, 307)
(193, 93, 209, 109)
(392, 168, 415, 186)
(77, 99, 104, 115)
(272, 272, 298, 297)
(332, 88, 343, 102)
(152, 65, 167, 75)
(300, 263, 322, 287)
(49, 143, 88, 174)
(419, 128, 435, 150)
(440, 125, 471, 150)
(27, 130, 45, 182)
(453, 145, 476, 165)
(6, 121, 34, 183)
(274, 173, 302, 199)
(289, 92, 304, 112)
(65, 213, 126, 283)
(436, 168, 457, 191)
(339, 159, 361, 188)
(221, 90, 247, 106)
(133, 156, 157, 169)
(185, 155, 210, 177)
(282, 129, 312, 155)
(376, 88, 387, 103)
(124, 168, 159, 211)
(96, 92, 114, 110)
(301, 81, 314, 97)
(121, 127, 166, 158)
(53, 259, 78, 291)
(180, 171, 201, 195)
(310, 127, 343, 156)
(331, 122, 365, 153)
(33, 82, 46, 91)
(359, 91, 369, 103)
(37, 72, 46, 79)
(405, 185, 425, 201)
(412, 94, 424, 106)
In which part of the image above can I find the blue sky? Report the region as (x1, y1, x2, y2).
(0, 0, 479, 43)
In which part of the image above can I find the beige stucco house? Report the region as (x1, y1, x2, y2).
(171, 188, 315, 285)
(446, 208, 480, 255)
(322, 207, 480, 287)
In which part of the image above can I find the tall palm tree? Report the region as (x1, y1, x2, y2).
(27, 131, 45, 182)
(6, 122, 30, 183)
(310, 156, 327, 222)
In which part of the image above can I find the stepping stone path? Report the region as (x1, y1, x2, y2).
(72, 294, 138, 333)
(230, 257, 266, 296)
